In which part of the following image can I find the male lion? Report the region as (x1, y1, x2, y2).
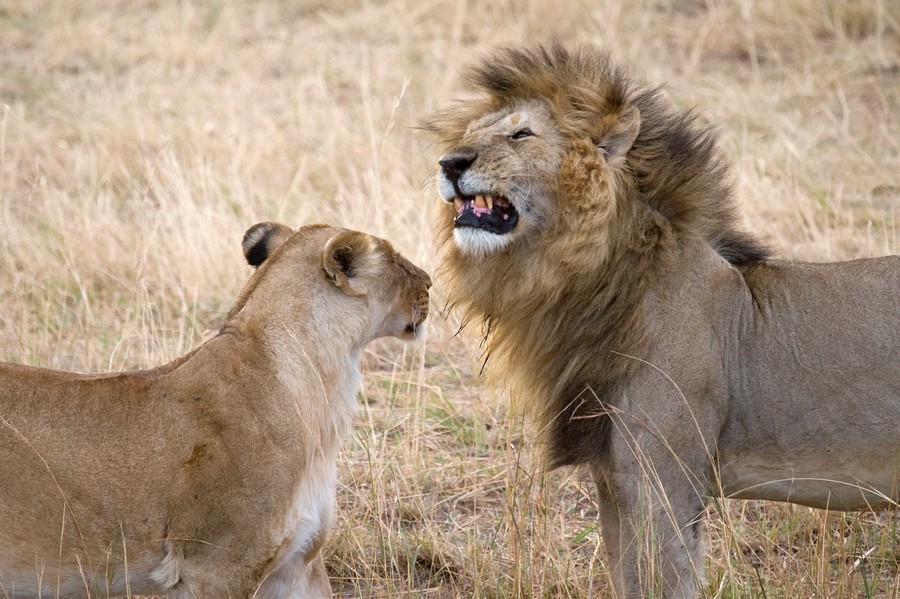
(0, 223, 431, 598)
(427, 43, 899, 598)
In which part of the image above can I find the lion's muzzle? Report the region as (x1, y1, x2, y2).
(438, 148, 519, 237)
(438, 148, 477, 188)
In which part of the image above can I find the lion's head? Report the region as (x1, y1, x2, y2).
(433, 97, 569, 256)
(428, 43, 766, 266)
(427, 43, 768, 467)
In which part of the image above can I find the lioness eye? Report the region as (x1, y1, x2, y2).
(510, 128, 534, 140)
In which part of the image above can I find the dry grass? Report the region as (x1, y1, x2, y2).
(1, 0, 898, 597)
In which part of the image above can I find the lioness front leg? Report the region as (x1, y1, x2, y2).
(306, 553, 332, 599)
(254, 552, 332, 599)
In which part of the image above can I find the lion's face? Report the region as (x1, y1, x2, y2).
(436, 99, 568, 256)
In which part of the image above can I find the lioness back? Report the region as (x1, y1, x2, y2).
(0, 223, 430, 599)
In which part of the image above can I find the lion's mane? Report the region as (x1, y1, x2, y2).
(429, 43, 768, 467)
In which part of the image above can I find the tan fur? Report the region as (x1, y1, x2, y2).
(0, 223, 431, 599)
(428, 43, 899, 598)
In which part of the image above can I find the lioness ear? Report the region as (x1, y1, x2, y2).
(242, 222, 294, 268)
(322, 231, 379, 297)
(598, 105, 641, 161)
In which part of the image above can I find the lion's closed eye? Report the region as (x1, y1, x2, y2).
(510, 127, 534, 140)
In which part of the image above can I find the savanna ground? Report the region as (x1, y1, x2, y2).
(1, 0, 898, 597)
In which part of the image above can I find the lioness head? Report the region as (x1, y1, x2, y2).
(235, 222, 431, 343)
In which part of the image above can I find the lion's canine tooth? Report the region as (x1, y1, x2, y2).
(486, 195, 494, 210)
(475, 195, 488, 209)
(454, 199, 464, 212)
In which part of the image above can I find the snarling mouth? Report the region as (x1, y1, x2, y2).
(451, 194, 519, 235)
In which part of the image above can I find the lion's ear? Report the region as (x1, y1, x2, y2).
(242, 222, 294, 268)
(322, 231, 379, 297)
(598, 105, 641, 161)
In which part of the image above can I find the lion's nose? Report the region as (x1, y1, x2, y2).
(438, 148, 477, 185)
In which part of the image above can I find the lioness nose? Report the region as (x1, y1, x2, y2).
(439, 148, 477, 184)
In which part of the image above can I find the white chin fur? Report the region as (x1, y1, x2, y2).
(453, 227, 512, 256)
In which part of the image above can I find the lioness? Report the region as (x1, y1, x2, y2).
(427, 43, 899, 598)
(0, 222, 431, 598)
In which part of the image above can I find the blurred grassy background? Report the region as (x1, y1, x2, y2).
(1, 0, 897, 596)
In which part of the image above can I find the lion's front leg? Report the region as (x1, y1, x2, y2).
(590, 465, 625, 597)
(592, 430, 712, 599)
